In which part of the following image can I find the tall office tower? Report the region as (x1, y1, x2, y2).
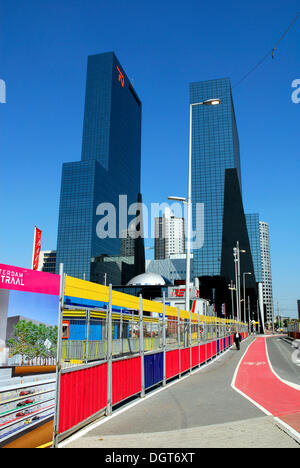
(190, 78, 256, 316)
(56, 52, 143, 282)
(245, 214, 263, 283)
(259, 221, 274, 323)
(154, 207, 185, 260)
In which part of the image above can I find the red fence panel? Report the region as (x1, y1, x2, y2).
(180, 348, 190, 373)
(206, 342, 212, 360)
(112, 356, 141, 405)
(200, 344, 206, 364)
(212, 340, 217, 356)
(58, 362, 107, 435)
(192, 345, 199, 368)
(166, 349, 180, 380)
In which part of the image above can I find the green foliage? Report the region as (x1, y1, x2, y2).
(7, 320, 58, 364)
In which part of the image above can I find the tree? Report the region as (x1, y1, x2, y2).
(7, 320, 37, 365)
(7, 320, 58, 365)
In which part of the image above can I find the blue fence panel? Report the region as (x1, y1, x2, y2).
(217, 340, 220, 353)
(223, 338, 226, 350)
(144, 352, 163, 389)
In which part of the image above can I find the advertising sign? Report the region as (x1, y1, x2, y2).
(0, 263, 61, 448)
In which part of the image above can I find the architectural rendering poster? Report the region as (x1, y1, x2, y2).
(0, 263, 60, 448)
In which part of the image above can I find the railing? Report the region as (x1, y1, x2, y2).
(0, 377, 56, 447)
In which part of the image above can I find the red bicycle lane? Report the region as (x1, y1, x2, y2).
(233, 337, 300, 434)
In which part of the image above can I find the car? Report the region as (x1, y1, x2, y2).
(16, 409, 31, 418)
(24, 399, 34, 405)
(19, 390, 34, 396)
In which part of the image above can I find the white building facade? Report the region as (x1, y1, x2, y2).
(259, 221, 274, 323)
(155, 207, 185, 260)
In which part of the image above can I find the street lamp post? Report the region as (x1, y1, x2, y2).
(243, 272, 252, 323)
(169, 98, 221, 312)
(233, 241, 246, 324)
(228, 281, 236, 320)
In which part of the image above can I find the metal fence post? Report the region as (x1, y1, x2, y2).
(198, 312, 201, 368)
(177, 307, 181, 378)
(139, 295, 145, 398)
(85, 309, 90, 363)
(189, 309, 192, 374)
(106, 284, 113, 416)
(52, 263, 65, 449)
(120, 308, 123, 355)
(162, 292, 166, 386)
(204, 303, 207, 363)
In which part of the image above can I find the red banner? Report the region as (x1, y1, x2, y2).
(32, 227, 42, 270)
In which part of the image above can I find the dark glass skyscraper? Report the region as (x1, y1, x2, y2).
(245, 213, 263, 283)
(190, 78, 257, 317)
(56, 52, 142, 281)
(190, 78, 242, 278)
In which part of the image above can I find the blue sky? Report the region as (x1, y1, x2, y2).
(7, 290, 59, 326)
(0, 0, 299, 318)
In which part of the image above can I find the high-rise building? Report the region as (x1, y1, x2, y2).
(245, 214, 263, 283)
(259, 221, 274, 323)
(120, 225, 136, 257)
(189, 78, 257, 317)
(38, 251, 57, 274)
(56, 52, 143, 282)
(155, 207, 185, 260)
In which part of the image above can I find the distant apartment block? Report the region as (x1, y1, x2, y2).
(155, 207, 185, 260)
(38, 250, 57, 274)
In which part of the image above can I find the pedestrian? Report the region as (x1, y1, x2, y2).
(234, 330, 242, 350)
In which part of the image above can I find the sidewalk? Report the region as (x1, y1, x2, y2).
(62, 416, 299, 448)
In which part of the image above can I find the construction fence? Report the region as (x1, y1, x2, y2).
(53, 275, 249, 447)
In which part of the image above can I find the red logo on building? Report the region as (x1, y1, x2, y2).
(171, 288, 185, 297)
(116, 66, 124, 88)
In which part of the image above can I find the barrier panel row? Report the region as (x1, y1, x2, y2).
(288, 322, 300, 340)
(53, 276, 248, 447)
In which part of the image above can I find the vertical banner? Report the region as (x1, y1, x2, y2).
(32, 226, 42, 270)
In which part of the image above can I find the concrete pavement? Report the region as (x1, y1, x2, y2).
(62, 416, 299, 448)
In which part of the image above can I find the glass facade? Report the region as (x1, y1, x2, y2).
(189, 78, 242, 278)
(245, 213, 263, 283)
(56, 52, 142, 280)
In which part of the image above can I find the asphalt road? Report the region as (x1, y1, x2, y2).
(266, 335, 300, 386)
